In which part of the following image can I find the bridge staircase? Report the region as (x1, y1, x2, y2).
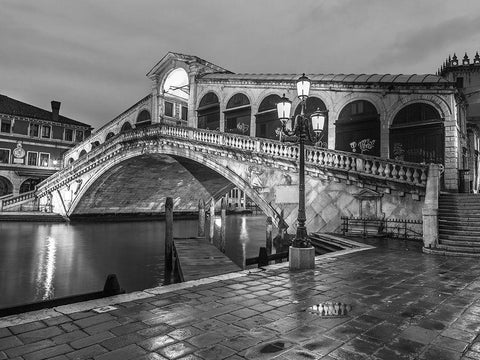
(433, 193, 480, 256)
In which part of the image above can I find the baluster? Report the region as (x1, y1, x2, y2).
(384, 163, 390, 178)
(318, 151, 325, 165)
(398, 166, 405, 181)
(413, 168, 420, 184)
(365, 160, 372, 174)
(307, 150, 313, 162)
(405, 167, 412, 182)
(312, 150, 319, 164)
(349, 156, 356, 171)
(377, 162, 384, 177)
(371, 161, 378, 175)
(420, 169, 427, 185)
(391, 165, 398, 179)
(344, 156, 351, 170)
(333, 154, 339, 168)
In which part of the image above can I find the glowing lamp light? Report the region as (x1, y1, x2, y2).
(296, 73, 311, 100)
(52, 160, 58, 166)
(276, 94, 292, 122)
(310, 108, 326, 133)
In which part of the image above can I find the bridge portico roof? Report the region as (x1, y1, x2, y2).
(199, 72, 453, 86)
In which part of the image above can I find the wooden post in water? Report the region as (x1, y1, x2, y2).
(164, 197, 173, 284)
(198, 199, 205, 237)
(220, 197, 226, 253)
(266, 216, 273, 255)
(209, 197, 215, 244)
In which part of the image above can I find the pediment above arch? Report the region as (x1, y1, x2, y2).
(146, 51, 232, 81)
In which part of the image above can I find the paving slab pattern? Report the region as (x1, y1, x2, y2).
(2, 243, 480, 359)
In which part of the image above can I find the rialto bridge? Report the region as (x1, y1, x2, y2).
(1, 123, 439, 245)
(0, 51, 459, 247)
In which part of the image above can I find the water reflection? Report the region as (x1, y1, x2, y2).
(0, 215, 272, 308)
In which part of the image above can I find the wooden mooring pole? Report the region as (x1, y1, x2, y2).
(220, 197, 226, 253)
(164, 197, 173, 284)
(209, 197, 215, 244)
(266, 216, 273, 255)
(198, 199, 205, 237)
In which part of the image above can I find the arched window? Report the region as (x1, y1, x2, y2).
(294, 97, 328, 146)
(197, 92, 220, 131)
(91, 141, 100, 149)
(256, 94, 282, 140)
(225, 93, 251, 135)
(136, 110, 152, 128)
(79, 149, 87, 158)
(105, 132, 115, 141)
(335, 100, 380, 156)
(20, 178, 41, 193)
(120, 122, 133, 133)
(390, 103, 443, 164)
(68, 158, 74, 165)
(0, 176, 13, 196)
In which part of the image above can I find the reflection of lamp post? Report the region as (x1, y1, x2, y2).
(277, 74, 328, 269)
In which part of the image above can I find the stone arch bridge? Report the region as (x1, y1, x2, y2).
(2, 125, 431, 235)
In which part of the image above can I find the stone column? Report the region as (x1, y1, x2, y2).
(443, 120, 459, 191)
(187, 71, 198, 128)
(220, 197, 226, 252)
(209, 197, 215, 244)
(422, 164, 440, 249)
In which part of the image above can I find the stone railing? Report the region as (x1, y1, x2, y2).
(1, 190, 36, 210)
(4, 124, 429, 210)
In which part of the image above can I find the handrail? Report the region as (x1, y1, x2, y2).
(24, 124, 430, 205)
(2, 190, 36, 208)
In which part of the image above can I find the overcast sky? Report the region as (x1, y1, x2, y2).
(2, 0, 480, 130)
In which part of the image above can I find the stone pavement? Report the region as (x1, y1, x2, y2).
(2, 239, 480, 359)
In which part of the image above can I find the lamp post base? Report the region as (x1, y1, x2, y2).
(289, 246, 315, 270)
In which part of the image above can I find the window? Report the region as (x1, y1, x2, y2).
(1, 119, 11, 133)
(0, 149, 10, 164)
(165, 101, 174, 117)
(39, 153, 50, 167)
(27, 152, 38, 166)
(41, 125, 51, 138)
(181, 106, 188, 121)
(64, 128, 73, 141)
(30, 124, 39, 137)
(76, 130, 84, 142)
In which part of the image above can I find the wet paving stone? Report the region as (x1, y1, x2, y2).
(244, 340, 295, 360)
(303, 335, 343, 356)
(157, 341, 196, 359)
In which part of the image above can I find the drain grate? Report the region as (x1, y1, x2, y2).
(306, 301, 351, 317)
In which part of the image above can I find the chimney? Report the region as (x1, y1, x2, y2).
(51, 101, 61, 122)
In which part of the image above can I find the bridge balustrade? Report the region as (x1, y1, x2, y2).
(3, 124, 429, 211)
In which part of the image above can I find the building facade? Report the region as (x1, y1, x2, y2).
(0, 95, 92, 197)
(63, 51, 476, 192)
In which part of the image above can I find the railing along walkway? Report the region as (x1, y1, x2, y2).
(4, 124, 429, 209)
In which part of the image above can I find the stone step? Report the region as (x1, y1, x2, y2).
(423, 246, 480, 257)
(435, 243, 480, 253)
(438, 228, 480, 237)
(437, 233, 480, 242)
(439, 239, 480, 247)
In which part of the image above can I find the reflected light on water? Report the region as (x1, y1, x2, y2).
(240, 216, 249, 268)
(34, 235, 57, 301)
(214, 217, 222, 228)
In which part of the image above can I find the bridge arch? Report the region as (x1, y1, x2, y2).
(120, 122, 133, 132)
(335, 99, 381, 156)
(136, 109, 152, 128)
(197, 91, 221, 131)
(255, 94, 282, 140)
(67, 146, 282, 226)
(225, 93, 251, 135)
(0, 176, 13, 196)
(389, 102, 445, 164)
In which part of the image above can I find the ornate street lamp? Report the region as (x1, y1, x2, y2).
(277, 74, 328, 269)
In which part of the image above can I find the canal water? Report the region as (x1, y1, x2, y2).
(0, 214, 279, 308)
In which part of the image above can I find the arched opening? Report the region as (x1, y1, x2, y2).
(120, 122, 133, 133)
(224, 93, 251, 135)
(163, 68, 189, 123)
(79, 149, 87, 158)
(390, 103, 444, 164)
(136, 110, 152, 128)
(197, 92, 220, 131)
(0, 176, 13, 196)
(294, 97, 328, 146)
(335, 100, 380, 156)
(91, 141, 100, 149)
(20, 178, 41, 193)
(68, 158, 74, 165)
(105, 132, 115, 141)
(255, 94, 282, 140)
